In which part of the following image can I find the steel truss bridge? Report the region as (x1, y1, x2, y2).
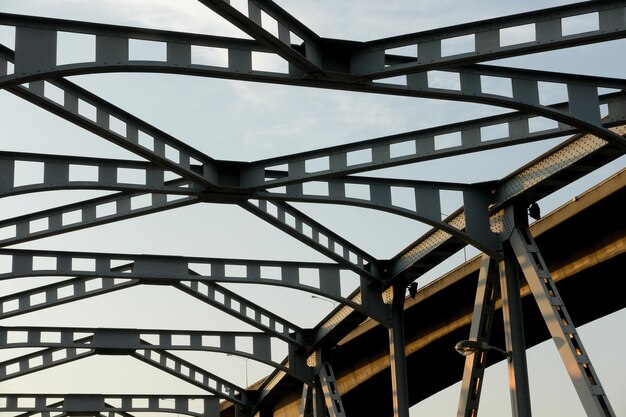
(0, 1, 625, 417)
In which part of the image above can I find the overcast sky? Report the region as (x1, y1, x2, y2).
(0, 1, 625, 416)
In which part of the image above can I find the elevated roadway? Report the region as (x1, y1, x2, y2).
(268, 168, 626, 416)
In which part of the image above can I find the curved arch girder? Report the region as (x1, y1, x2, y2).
(0, 248, 370, 324)
(0, 394, 219, 417)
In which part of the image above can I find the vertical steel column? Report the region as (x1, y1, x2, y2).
(457, 255, 501, 417)
(509, 228, 615, 417)
(389, 284, 410, 417)
(300, 384, 314, 417)
(499, 243, 532, 417)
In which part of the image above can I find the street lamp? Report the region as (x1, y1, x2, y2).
(311, 295, 338, 307)
(454, 340, 511, 362)
(227, 354, 249, 386)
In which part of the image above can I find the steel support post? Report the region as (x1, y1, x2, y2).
(318, 361, 347, 417)
(499, 243, 532, 417)
(388, 284, 410, 417)
(509, 227, 615, 417)
(457, 255, 501, 417)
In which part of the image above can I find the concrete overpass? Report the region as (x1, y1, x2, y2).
(258, 168, 626, 417)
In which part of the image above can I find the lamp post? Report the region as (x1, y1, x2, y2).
(454, 340, 511, 361)
(311, 295, 338, 307)
(228, 354, 249, 387)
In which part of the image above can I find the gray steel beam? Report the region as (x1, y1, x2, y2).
(0, 342, 95, 382)
(257, 180, 499, 255)
(0, 326, 299, 380)
(2, 22, 625, 149)
(196, 0, 322, 73)
(0, 151, 197, 197)
(387, 285, 410, 417)
(131, 348, 249, 406)
(0, 189, 198, 247)
(456, 256, 501, 417)
(509, 228, 615, 417)
(0, 277, 140, 320)
(391, 124, 626, 282)
(242, 91, 626, 189)
(0, 394, 218, 417)
(499, 243, 532, 417)
(357, 1, 626, 77)
(241, 200, 381, 280)
(0, 248, 353, 309)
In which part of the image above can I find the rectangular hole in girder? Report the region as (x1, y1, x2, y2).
(346, 148, 372, 166)
(32, 256, 56, 271)
(481, 123, 509, 142)
(85, 278, 103, 292)
(132, 398, 149, 409)
(0, 226, 16, 242)
(251, 51, 288, 73)
(78, 99, 97, 121)
(117, 167, 146, 185)
(480, 75, 512, 97)
(138, 130, 154, 151)
(439, 189, 463, 221)
(528, 116, 559, 133)
(109, 115, 126, 136)
(428, 71, 460, 90)
(441, 33, 475, 56)
(225, 264, 247, 277)
(303, 181, 329, 196)
(538, 81, 568, 106)
(285, 212, 296, 228)
(43, 81, 65, 105)
(72, 258, 96, 272)
(17, 397, 36, 407)
(260, 10, 279, 38)
(261, 266, 281, 280)
(30, 292, 46, 306)
(202, 335, 220, 347)
(191, 45, 228, 67)
(159, 398, 176, 410)
(385, 44, 417, 59)
(29, 356, 44, 368)
(129, 38, 167, 61)
(500, 23, 536, 46)
(130, 194, 152, 210)
(434, 131, 461, 150)
(345, 183, 370, 200)
(57, 31, 96, 65)
(52, 349, 67, 361)
(96, 202, 116, 218)
(230, 0, 249, 15)
(7, 330, 28, 343)
(600, 103, 609, 119)
(165, 144, 180, 163)
(562, 12, 599, 36)
(13, 161, 44, 187)
(29, 217, 48, 233)
(231, 299, 240, 312)
(391, 186, 416, 211)
(305, 156, 329, 173)
(172, 334, 190, 346)
(69, 164, 98, 182)
(41, 331, 61, 343)
(57, 285, 75, 299)
(3, 298, 19, 313)
(236, 336, 253, 354)
(62, 210, 82, 226)
(390, 140, 415, 158)
(299, 268, 320, 288)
